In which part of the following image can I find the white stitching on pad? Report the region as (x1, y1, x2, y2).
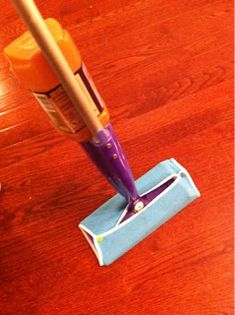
(79, 224, 103, 266)
(170, 159, 200, 197)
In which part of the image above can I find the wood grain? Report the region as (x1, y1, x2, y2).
(0, 0, 233, 314)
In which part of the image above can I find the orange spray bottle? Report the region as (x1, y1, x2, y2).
(4, 18, 109, 142)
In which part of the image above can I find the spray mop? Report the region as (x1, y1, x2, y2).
(4, 0, 200, 265)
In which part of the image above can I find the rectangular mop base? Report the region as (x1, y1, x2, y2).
(79, 158, 200, 266)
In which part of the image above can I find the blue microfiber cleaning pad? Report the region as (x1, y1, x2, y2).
(79, 158, 200, 266)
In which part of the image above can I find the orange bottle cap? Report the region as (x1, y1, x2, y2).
(4, 18, 81, 92)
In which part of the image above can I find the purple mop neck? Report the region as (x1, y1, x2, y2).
(82, 124, 176, 219)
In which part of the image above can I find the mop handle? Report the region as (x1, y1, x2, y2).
(12, 0, 103, 138)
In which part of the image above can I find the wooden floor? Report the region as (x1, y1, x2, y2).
(0, 0, 233, 314)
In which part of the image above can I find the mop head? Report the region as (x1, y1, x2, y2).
(79, 159, 200, 266)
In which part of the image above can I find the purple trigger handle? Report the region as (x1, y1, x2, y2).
(82, 123, 140, 204)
